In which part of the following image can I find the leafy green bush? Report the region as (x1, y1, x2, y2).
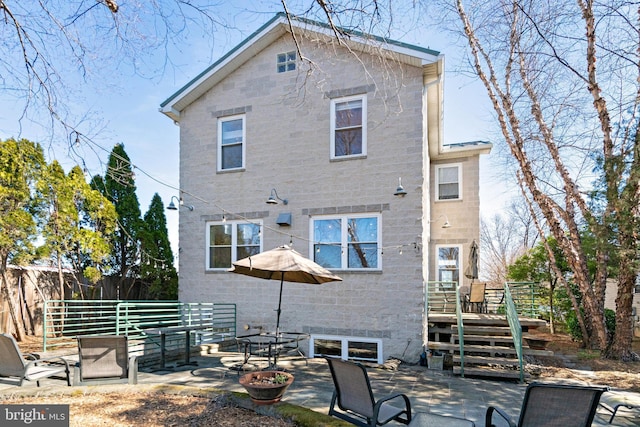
(566, 308, 616, 341)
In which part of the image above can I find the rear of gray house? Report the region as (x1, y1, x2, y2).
(160, 13, 491, 363)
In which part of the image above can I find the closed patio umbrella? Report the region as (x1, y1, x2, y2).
(464, 239, 479, 282)
(229, 245, 342, 335)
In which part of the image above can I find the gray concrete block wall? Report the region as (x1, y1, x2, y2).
(174, 33, 477, 362)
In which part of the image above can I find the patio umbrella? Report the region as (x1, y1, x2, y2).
(464, 239, 479, 282)
(229, 245, 342, 335)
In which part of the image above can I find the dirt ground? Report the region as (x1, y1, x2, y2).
(3, 333, 639, 426)
(527, 329, 640, 393)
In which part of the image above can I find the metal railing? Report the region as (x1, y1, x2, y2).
(426, 281, 458, 313)
(506, 282, 544, 318)
(43, 300, 236, 356)
(503, 283, 524, 383)
(454, 284, 465, 377)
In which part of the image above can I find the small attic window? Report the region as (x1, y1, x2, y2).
(277, 51, 296, 73)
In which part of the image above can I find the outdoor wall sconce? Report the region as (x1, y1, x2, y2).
(166, 195, 194, 211)
(266, 188, 288, 205)
(430, 214, 451, 229)
(393, 177, 407, 196)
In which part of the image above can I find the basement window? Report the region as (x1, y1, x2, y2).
(310, 335, 382, 364)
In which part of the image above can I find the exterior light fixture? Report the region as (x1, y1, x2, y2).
(394, 177, 407, 196)
(266, 188, 288, 205)
(167, 195, 193, 211)
(430, 214, 451, 229)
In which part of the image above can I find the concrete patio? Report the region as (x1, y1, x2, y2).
(0, 351, 638, 426)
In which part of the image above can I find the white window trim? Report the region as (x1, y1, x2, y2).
(330, 94, 367, 159)
(217, 114, 246, 172)
(309, 213, 382, 271)
(205, 220, 262, 271)
(309, 334, 383, 364)
(435, 244, 462, 286)
(435, 163, 463, 201)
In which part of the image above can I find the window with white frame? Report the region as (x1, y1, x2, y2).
(436, 164, 462, 200)
(436, 245, 461, 285)
(217, 115, 245, 171)
(277, 51, 296, 73)
(330, 95, 367, 158)
(206, 221, 261, 270)
(311, 214, 380, 270)
(310, 335, 383, 364)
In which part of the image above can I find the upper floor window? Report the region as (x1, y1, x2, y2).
(277, 51, 296, 73)
(436, 245, 461, 285)
(218, 115, 245, 171)
(436, 164, 462, 200)
(330, 95, 367, 159)
(311, 214, 380, 270)
(206, 220, 261, 270)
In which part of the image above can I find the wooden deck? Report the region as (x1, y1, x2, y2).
(427, 313, 551, 381)
(428, 313, 547, 329)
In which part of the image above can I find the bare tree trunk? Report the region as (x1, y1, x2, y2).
(0, 266, 25, 341)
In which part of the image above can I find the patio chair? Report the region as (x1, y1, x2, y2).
(73, 335, 138, 385)
(0, 333, 71, 387)
(325, 357, 411, 427)
(485, 382, 608, 427)
(465, 282, 487, 313)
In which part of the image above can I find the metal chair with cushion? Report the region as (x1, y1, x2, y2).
(465, 282, 487, 313)
(73, 335, 138, 385)
(485, 382, 608, 427)
(326, 357, 412, 427)
(0, 333, 71, 387)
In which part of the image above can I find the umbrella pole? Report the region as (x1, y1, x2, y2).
(274, 276, 284, 367)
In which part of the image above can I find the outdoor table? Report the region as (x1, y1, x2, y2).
(408, 412, 475, 427)
(235, 331, 309, 367)
(145, 325, 210, 370)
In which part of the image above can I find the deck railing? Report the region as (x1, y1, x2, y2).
(506, 282, 544, 318)
(425, 281, 458, 313)
(454, 284, 465, 377)
(43, 300, 236, 356)
(503, 283, 525, 383)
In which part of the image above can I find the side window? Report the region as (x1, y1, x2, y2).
(311, 214, 380, 270)
(330, 95, 367, 159)
(206, 221, 261, 270)
(437, 245, 460, 285)
(217, 115, 245, 171)
(436, 164, 462, 200)
(277, 51, 296, 73)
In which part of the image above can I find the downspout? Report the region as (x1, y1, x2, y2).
(422, 68, 443, 351)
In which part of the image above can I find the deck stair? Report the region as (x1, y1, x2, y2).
(427, 317, 553, 380)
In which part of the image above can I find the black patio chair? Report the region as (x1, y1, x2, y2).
(325, 357, 411, 427)
(485, 382, 608, 427)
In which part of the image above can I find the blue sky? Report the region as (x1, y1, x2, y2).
(0, 2, 511, 259)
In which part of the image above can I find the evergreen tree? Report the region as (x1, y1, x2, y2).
(0, 138, 46, 340)
(140, 193, 178, 300)
(101, 144, 142, 299)
(38, 163, 117, 299)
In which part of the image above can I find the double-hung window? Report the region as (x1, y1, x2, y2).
(436, 164, 462, 200)
(206, 221, 261, 270)
(311, 214, 380, 270)
(436, 245, 461, 285)
(218, 114, 245, 171)
(330, 95, 366, 159)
